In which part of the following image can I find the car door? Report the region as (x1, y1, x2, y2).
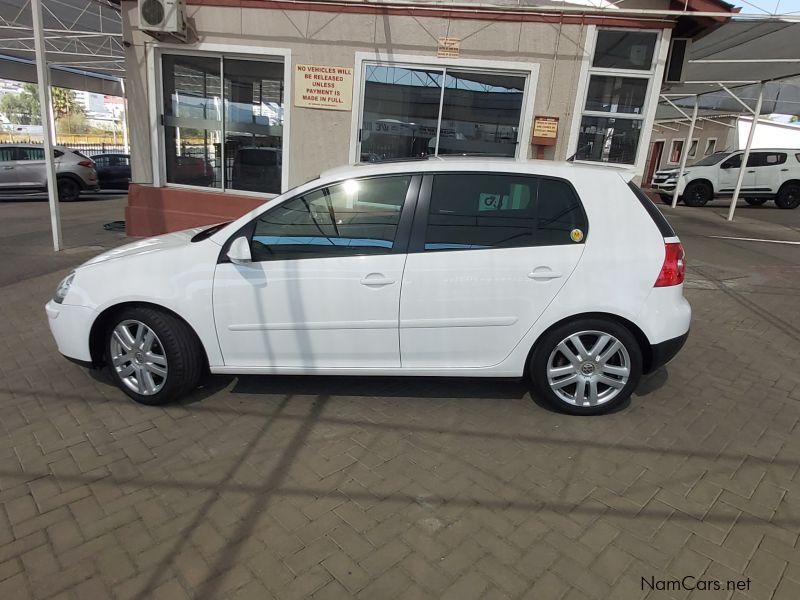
(213, 174, 420, 368)
(399, 172, 587, 369)
(754, 151, 787, 194)
(717, 152, 758, 195)
(14, 147, 46, 187)
(93, 155, 110, 188)
(0, 147, 20, 188)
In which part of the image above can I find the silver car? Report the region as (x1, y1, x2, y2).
(0, 144, 99, 201)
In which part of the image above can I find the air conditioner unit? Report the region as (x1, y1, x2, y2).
(139, 0, 187, 41)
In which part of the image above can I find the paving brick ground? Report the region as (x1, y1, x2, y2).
(1, 195, 800, 599)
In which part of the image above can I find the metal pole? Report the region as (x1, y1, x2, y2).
(727, 83, 764, 222)
(120, 78, 130, 154)
(671, 96, 698, 208)
(31, 0, 62, 252)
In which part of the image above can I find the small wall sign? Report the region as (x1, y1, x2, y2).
(532, 116, 559, 146)
(437, 37, 461, 58)
(294, 64, 354, 111)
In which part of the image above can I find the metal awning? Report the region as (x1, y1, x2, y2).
(657, 18, 800, 220)
(0, 0, 123, 84)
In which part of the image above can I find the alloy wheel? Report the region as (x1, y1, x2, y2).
(546, 330, 631, 407)
(110, 319, 168, 395)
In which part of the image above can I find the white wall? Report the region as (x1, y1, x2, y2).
(738, 117, 800, 149)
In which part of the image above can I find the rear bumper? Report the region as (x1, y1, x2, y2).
(646, 331, 689, 373)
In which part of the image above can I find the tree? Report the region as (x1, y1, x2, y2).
(0, 84, 40, 124)
(0, 84, 84, 125)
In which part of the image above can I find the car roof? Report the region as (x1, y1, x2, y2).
(319, 157, 635, 183)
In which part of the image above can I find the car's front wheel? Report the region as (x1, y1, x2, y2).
(682, 181, 712, 207)
(105, 307, 204, 405)
(57, 177, 80, 202)
(530, 319, 643, 415)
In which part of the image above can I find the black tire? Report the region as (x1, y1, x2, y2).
(529, 318, 643, 416)
(104, 306, 204, 405)
(682, 181, 713, 207)
(744, 197, 767, 206)
(57, 177, 80, 202)
(775, 182, 800, 209)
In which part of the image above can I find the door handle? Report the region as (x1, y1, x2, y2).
(360, 274, 395, 287)
(746, 170, 755, 173)
(2, 166, 13, 170)
(528, 268, 562, 281)
(781, 168, 789, 172)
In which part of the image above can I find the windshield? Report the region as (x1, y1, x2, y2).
(690, 152, 729, 167)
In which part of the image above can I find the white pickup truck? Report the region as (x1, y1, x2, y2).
(652, 149, 800, 209)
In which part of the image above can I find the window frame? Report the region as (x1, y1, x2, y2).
(568, 26, 668, 172)
(668, 139, 685, 164)
(219, 173, 422, 264)
(349, 53, 539, 163)
(149, 43, 292, 197)
(408, 171, 589, 254)
(704, 138, 717, 156)
(687, 138, 699, 159)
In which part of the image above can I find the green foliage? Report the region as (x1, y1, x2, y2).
(0, 84, 85, 125)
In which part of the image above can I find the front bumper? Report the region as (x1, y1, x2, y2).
(646, 331, 689, 373)
(45, 300, 94, 363)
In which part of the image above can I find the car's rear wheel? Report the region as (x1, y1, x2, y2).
(682, 181, 712, 207)
(57, 177, 80, 202)
(744, 197, 767, 206)
(105, 307, 203, 405)
(530, 319, 643, 415)
(775, 182, 800, 209)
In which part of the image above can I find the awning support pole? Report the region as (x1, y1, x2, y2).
(121, 77, 130, 154)
(671, 96, 698, 209)
(727, 83, 764, 222)
(31, 0, 62, 252)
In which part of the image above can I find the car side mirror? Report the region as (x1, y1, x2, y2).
(227, 236, 252, 265)
(721, 162, 734, 169)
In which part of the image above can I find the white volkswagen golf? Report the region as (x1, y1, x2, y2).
(46, 158, 690, 415)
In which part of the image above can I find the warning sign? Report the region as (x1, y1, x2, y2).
(294, 64, 354, 111)
(437, 37, 461, 58)
(532, 116, 559, 146)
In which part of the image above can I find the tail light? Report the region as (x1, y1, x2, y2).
(77, 160, 94, 168)
(654, 242, 685, 287)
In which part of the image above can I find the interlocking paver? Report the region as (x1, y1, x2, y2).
(2, 197, 800, 598)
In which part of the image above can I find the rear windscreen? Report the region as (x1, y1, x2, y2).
(627, 181, 675, 238)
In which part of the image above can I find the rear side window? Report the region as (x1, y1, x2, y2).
(628, 182, 675, 238)
(425, 174, 587, 251)
(19, 147, 44, 160)
(0, 147, 18, 162)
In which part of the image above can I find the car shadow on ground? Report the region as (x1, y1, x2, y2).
(89, 364, 669, 415)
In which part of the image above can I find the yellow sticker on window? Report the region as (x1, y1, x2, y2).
(570, 229, 584, 243)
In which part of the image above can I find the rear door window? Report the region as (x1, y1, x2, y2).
(424, 173, 587, 251)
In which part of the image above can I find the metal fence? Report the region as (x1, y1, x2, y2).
(59, 143, 128, 157)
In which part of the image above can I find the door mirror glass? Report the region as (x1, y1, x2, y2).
(227, 236, 252, 264)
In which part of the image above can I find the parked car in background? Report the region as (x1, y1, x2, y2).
(652, 149, 800, 209)
(92, 153, 131, 190)
(46, 158, 691, 415)
(0, 144, 99, 201)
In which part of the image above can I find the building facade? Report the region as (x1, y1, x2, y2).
(120, 0, 734, 235)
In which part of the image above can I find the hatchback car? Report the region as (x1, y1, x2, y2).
(46, 159, 690, 415)
(0, 144, 99, 201)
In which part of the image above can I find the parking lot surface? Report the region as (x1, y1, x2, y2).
(1, 196, 799, 599)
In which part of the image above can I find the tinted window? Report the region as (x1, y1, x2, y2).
(251, 175, 411, 261)
(592, 30, 657, 71)
(18, 147, 44, 161)
(722, 154, 741, 168)
(0, 147, 18, 162)
(94, 156, 109, 167)
(628, 182, 675, 238)
(748, 152, 786, 166)
(117, 156, 130, 166)
(425, 174, 587, 251)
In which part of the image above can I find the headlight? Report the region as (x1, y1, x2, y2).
(53, 272, 75, 304)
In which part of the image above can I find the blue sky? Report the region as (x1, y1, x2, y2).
(735, 0, 800, 13)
